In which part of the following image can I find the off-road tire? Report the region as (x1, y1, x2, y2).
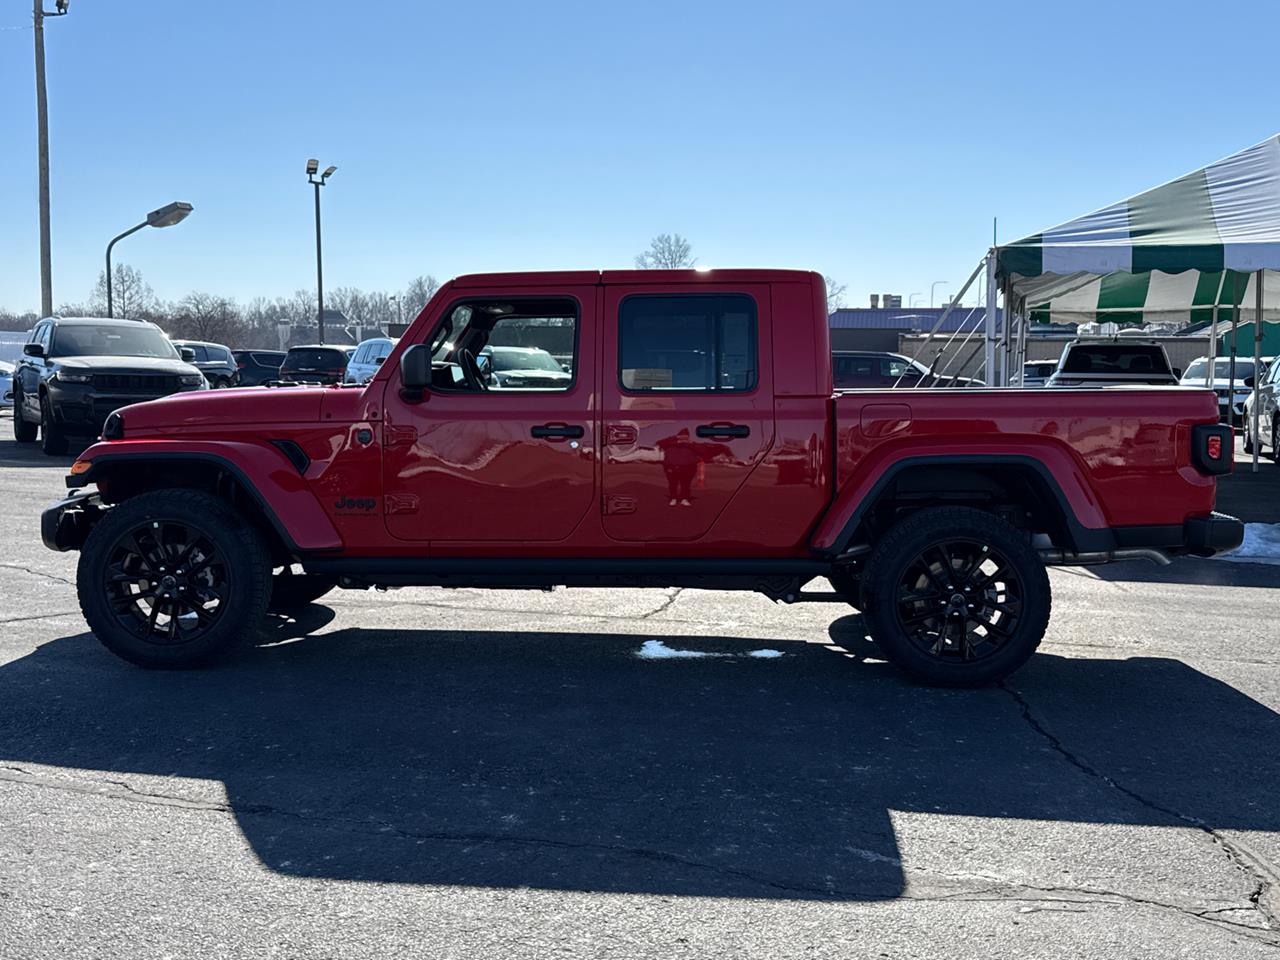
(269, 571, 337, 611)
(12, 391, 37, 442)
(859, 506, 1051, 688)
(40, 393, 68, 455)
(78, 489, 272, 668)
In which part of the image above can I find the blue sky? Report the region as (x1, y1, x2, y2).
(1, 0, 1278, 313)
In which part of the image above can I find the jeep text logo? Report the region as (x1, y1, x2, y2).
(333, 496, 377, 512)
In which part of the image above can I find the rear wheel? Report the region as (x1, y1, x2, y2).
(12, 391, 37, 442)
(1243, 419, 1256, 455)
(77, 489, 271, 668)
(1270, 416, 1279, 461)
(39, 393, 68, 455)
(859, 506, 1051, 687)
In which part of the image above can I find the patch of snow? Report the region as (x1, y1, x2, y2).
(1210, 523, 1280, 566)
(634, 640, 786, 660)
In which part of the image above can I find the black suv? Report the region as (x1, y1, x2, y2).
(278, 345, 352, 384)
(171, 340, 239, 388)
(13, 317, 207, 454)
(231, 349, 285, 386)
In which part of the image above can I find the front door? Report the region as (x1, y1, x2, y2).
(600, 285, 775, 542)
(381, 287, 597, 543)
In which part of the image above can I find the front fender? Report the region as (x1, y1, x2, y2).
(68, 439, 343, 552)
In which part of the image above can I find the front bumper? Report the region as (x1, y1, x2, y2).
(1184, 511, 1246, 557)
(41, 491, 104, 552)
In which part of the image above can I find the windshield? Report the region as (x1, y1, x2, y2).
(284, 348, 347, 368)
(488, 349, 563, 373)
(1182, 359, 1257, 381)
(50, 323, 179, 359)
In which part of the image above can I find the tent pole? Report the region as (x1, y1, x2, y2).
(897, 257, 984, 388)
(1001, 278, 1013, 386)
(1229, 273, 1240, 431)
(984, 250, 997, 387)
(1015, 295, 1029, 385)
(1207, 271, 1226, 397)
(1253, 269, 1263, 473)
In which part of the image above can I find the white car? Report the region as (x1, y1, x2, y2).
(345, 337, 398, 384)
(477, 345, 573, 389)
(1020, 360, 1057, 387)
(1179, 356, 1264, 425)
(0, 359, 13, 408)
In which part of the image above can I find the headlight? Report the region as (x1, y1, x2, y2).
(179, 373, 206, 388)
(54, 370, 92, 384)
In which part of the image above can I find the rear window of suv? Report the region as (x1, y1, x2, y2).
(283, 348, 348, 369)
(1061, 344, 1171, 375)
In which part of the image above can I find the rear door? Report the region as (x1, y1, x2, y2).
(600, 284, 774, 542)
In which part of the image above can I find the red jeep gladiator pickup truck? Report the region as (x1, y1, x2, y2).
(42, 270, 1243, 686)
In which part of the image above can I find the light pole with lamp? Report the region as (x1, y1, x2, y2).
(307, 159, 337, 344)
(909, 292, 923, 307)
(105, 201, 193, 318)
(930, 280, 948, 308)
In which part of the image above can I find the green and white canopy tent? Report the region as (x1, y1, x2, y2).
(997, 133, 1280, 328)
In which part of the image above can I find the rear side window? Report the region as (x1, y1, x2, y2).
(1062, 344, 1171, 375)
(285, 348, 347, 368)
(619, 294, 757, 392)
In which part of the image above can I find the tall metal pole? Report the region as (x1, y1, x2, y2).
(33, 0, 53, 316)
(104, 221, 145, 319)
(314, 180, 325, 345)
(1253, 270, 1263, 473)
(984, 249, 998, 386)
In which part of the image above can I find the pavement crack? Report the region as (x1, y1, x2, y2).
(640, 588, 685, 619)
(0, 562, 74, 587)
(1000, 681, 1280, 935)
(0, 609, 80, 625)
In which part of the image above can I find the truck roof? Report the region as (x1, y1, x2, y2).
(451, 268, 820, 288)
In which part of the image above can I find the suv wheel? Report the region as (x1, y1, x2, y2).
(1243, 419, 1256, 455)
(1270, 416, 1279, 462)
(39, 393, 68, 455)
(12, 391, 37, 443)
(859, 506, 1051, 687)
(77, 489, 271, 668)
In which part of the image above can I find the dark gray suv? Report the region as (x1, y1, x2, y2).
(13, 317, 206, 454)
(171, 340, 239, 388)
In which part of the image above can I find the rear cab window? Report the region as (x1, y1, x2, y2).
(618, 294, 757, 392)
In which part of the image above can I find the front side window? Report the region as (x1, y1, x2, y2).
(428, 297, 577, 392)
(619, 294, 757, 392)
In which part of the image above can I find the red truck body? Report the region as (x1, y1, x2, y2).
(41, 269, 1242, 684)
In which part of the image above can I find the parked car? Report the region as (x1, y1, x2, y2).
(1020, 360, 1058, 387)
(1243, 356, 1280, 458)
(43, 269, 1241, 688)
(1046, 340, 1181, 388)
(278, 345, 352, 384)
(231, 349, 286, 386)
(477, 345, 573, 389)
(1179, 356, 1262, 425)
(13, 316, 206, 454)
(832, 351, 981, 389)
(0, 359, 13, 408)
(171, 340, 238, 388)
(345, 337, 399, 384)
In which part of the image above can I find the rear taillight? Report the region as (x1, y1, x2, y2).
(1191, 423, 1233, 475)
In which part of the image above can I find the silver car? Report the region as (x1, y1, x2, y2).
(0, 359, 13, 408)
(345, 337, 398, 384)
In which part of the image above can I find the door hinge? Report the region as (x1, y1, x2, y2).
(603, 494, 637, 516)
(385, 425, 418, 446)
(384, 493, 420, 515)
(605, 423, 638, 445)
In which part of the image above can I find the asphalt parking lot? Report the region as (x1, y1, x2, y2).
(1, 426, 1279, 958)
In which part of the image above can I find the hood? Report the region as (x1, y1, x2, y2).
(56, 355, 201, 376)
(115, 385, 330, 434)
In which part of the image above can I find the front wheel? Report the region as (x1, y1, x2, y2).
(859, 506, 1051, 687)
(39, 394, 68, 455)
(77, 489, 272, 668)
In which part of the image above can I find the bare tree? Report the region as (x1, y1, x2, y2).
(170, 292, 245, 344)
(823, 275, 848, 316)
(90, 263, 157, 319)
(635, 233, 696, 269)
(401, 275, 440, 323)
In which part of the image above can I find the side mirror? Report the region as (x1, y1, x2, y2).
(399, 343, 431, 402)
(23, 342, 44, 358)
(180, 347, 196, 363)
(1244, 375, 1255, 388)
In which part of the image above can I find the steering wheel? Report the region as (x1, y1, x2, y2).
(459, 349, 488, 392)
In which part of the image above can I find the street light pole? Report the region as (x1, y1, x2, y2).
(33, 0, 68, 317)
(104, 201, 193, 318)
(306, 160, 337, 345)
(930, 280, 948, 308)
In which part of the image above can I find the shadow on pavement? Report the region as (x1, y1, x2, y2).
(1, 613, 1277, 900)
(0, 436, 91, 468)
(1080, 556, 1280, 588)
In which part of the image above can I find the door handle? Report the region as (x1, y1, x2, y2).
(531, 423, 585, 440)
(696, 423, 750, 439)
